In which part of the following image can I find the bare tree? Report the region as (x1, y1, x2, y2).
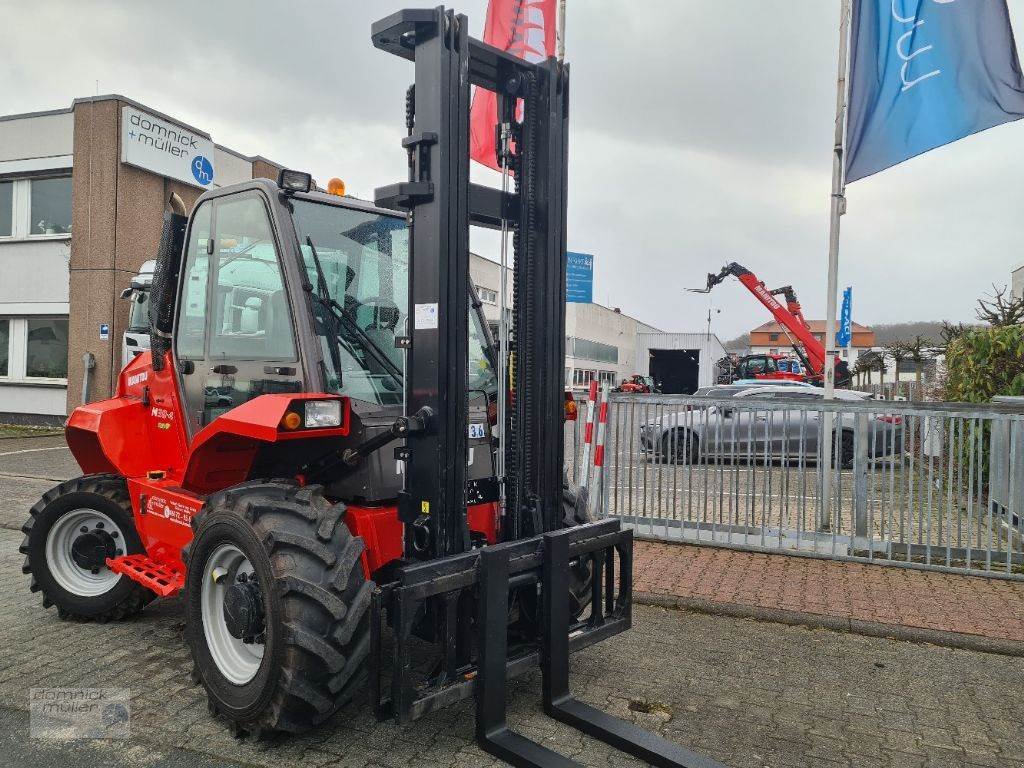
(853, 350, 886, 386)
(903, 335, 934, 388)
(883, 340, 910, 381)
(975, 284, 1024, 327)
(940, 321, 971, 348)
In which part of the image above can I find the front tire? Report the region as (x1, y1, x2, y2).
(183, 481, 372, 736)
(20, 474, 154, 621)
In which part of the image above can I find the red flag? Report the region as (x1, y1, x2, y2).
(470, 0, 558, 170)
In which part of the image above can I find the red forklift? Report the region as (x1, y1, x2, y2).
(20, 8, 725, 768)
(614, 374, 659, 394)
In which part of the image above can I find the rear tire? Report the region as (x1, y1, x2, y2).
(662, 430, 698, 465)
(20, 474, 154, 621)
(831, 430, 855, 470)
(183, 481, 372, 736)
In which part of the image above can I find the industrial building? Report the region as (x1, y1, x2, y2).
(0, 94, 283, 424)
(1, 95, 718, 424)
(471, 254, 727, 393)
(749, 319, 876, 364)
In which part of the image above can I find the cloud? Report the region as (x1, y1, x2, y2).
(2, 0, 1022, 340)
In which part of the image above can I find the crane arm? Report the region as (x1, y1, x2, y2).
(692, 262, 827, 375)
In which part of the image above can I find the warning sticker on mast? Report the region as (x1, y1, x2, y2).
(469, 0, 557, 170)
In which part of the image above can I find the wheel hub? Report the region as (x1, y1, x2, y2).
(222, 575, 265, 643)
(70, 529, 117, 571)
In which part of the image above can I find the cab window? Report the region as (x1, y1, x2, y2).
(208, 196, 296, 361)
(176, 203, 212, 360)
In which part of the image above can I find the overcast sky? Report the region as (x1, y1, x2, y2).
(2, 1, 1022, 340)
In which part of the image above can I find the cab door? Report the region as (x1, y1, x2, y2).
(174, 193, 303, 438)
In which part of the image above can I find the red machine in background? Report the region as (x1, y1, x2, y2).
(693, 262, 851, 387)
(614, 374, 659, 394)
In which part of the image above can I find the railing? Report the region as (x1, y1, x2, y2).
(576, 393, 1024, 580)
(854, 381, 927, 402)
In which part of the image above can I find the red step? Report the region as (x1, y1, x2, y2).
(106, 554, 184, 597)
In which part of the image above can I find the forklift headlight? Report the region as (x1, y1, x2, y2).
(278, 169, 313, 194)
(304, 400, 342, 429)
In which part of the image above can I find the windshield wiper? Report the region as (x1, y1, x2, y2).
(304, 236, 402, 382)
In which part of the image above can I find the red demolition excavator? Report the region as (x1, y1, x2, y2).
(692, 262, 851, 387)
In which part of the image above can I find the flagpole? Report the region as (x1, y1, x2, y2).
(557, 0, 566, 62)
(820, 0, 851, 531)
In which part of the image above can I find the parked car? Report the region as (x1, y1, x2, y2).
(639, 384, 900, 467)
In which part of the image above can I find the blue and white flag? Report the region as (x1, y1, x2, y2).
(837, 287, 853, 347)
(846, 0, 1024, 183)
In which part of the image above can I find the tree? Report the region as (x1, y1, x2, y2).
(902, 335, 934, 389)
(882, 340, 910, 381)
(853, 350, 886, 386)
(975, 284, 1024, 327)
(940, 321, 971, 348)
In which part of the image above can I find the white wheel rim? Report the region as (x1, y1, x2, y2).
(201, 544, 265, 685)
(44, 509, 125, 597)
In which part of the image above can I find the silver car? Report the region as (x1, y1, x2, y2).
(639, 385, 902, 467)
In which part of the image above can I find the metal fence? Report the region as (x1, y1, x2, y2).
(569, 393, 1024, 580)
(854, 381, 927, 402)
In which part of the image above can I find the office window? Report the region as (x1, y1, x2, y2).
(572, 368, 596, 386)
(26, 317, 69, 379)
(30, 177, 72, 236)
(0, 319, 8, 376)
(477, 286, 497, 304)
(567, 336, 618, 364)
(0, 182, 12, 237)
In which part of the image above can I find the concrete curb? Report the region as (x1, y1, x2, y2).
(636, 591, 1024, 658)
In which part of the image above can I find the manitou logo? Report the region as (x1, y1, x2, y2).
(127, 371, 148, 387)
(753, 284, 783, 311)
(150, 406, 174, 420)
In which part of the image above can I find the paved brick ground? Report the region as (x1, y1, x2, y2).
(2, 526, 1024, 768)
(634, 540, 1024, 646)
(4, 439, 1024, 765)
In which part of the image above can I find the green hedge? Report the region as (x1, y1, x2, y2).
(944, 325, 1024, 402)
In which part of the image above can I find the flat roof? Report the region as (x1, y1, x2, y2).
(470, 252, 662, 332)
(0, 94, 285, 169)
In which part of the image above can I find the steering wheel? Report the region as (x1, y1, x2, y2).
(357, 296, 401, 332)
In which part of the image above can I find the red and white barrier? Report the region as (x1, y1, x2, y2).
(577, 381, 599, 492)
(585, 384, 610, 515)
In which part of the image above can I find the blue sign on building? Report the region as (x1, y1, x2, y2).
(566, 252, 594, 304)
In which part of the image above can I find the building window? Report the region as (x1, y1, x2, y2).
(26, 317, 69, 379)
(477, 286, 497, 305)
(769, 333, 779, 342)
(572, 368, 596, 387)
(0, 319, 8, 376)
(30, 177, 72, 236)
(567, 336, 618, 364)
(0, 182, 12, 237)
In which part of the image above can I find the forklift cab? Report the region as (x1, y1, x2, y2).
(168, 177, 498, 502)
